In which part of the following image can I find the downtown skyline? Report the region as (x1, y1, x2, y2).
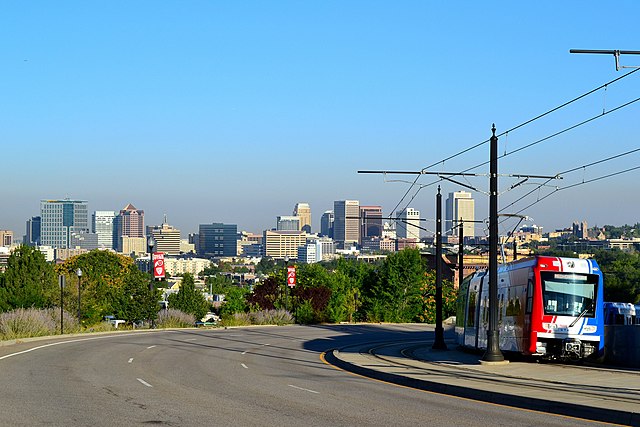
(2, 2, 639, 237)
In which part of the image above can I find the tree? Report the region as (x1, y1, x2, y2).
(418, 269, 457, 323)
(57, 250, 163, 325)
(113, 265, 161, 323)
(219, 285, 249, 316)
(0, 245, 57, 311)
(206, 274, 234, 295)
(362, 248, 425, 322)
(167, 273, 209, 320)
(255, 257, 277, 275)
(247, 276, 280, 310)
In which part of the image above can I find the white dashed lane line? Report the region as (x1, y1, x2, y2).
(288, 385, 319, 394)
(241, 363, 249, 369)
(137, 378, 153, 387)
(128, 358, 134, 363)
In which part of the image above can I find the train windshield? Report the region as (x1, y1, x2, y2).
(540, 272, 598, 317)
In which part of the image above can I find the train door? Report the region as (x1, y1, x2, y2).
(464, 274, 482, 348)
(475, 274, 488, 350)
(523, 276, 534, 354)
(455, 274, 471, 346)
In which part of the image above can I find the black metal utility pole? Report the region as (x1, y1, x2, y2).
(433, 186, 447, 350)
(483, 125, 504, 362)
(458, 220, 464, 290)
(513, 239, 517, 261)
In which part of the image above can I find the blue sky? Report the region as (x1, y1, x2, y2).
(1, 1, 639, 238)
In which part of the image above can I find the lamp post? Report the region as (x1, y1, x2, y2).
(284, 256, 290, 312)
(76, 268, 82, 323)
(148, 236, 156, 292)
(59, 275, 65, 335)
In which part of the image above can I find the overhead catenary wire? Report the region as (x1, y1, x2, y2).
(499, 147, 640, 216)
(394, 94, 640, 220)
(387, 68, 640, 218)
(509, 164, 640, 219)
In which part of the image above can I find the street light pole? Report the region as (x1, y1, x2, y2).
(76, 268, 82, 323)
(59, 275, 65, 335)
(148, 236, 156, 292)
(284, 256, 290, 312)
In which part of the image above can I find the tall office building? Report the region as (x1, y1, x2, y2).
(276, 216, 300, 231)
(92, 211, 116, 249)
(320, 210, 334, 238)
(395, 208, 421, 240)
(263, 230, 307, 260)
(293, 203, 312, 233)
(359, 205, 383, 244)
(40, 199, 89, 249)
(198, 223, 238, 257)
(445, 191, 475, 238)
(148, 220, 181, 255)
(24, 216, 41, 246)
(334, 200, 360, 249)
(114, 204, 145, 252)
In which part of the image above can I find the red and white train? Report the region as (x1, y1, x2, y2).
(455, 256, 604, 361)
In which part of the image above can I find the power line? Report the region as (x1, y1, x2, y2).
(511, 164, 640, 218)
(387, 68, 640, 218)
(395, 95, 640, 213)
(499, 147, 640, 215)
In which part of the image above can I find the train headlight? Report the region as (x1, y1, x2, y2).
(536, 342, 547, 354)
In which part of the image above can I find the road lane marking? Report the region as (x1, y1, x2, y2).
(0, 332, 165, 361)
(186, 338, 197, 341)
(146, 345, 156, 349)
(137, 378, 153, 387)
(241, 363, 249, 369)
(128, 358, 134, 363)
(242, 343, 270, 355)
(288, 385, 319, 394)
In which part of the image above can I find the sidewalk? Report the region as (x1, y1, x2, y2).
(327, 339, 640, 426)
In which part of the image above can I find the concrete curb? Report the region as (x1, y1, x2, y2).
(326, 349, 639, 426)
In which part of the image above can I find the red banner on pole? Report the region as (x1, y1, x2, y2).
(287, 266, 296, 288)
(153, 252, 165, 279)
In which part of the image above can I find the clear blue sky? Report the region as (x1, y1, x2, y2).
(2, 1, 639, 238)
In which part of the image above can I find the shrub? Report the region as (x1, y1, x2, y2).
(295, 301, 315, 325)
(0, 308, 80, 340)
(221, 312, 252, 327)
(155, 309, 196, 328)
(250, 309, 293, 326)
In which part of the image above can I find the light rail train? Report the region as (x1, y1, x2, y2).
(455, 256, 604, 361)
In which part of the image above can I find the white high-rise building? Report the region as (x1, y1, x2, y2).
(396, 208, 420, 239)
(92, 211, 116, 249)
(446, 191, 475, 238)
(333, 200, 360, 249)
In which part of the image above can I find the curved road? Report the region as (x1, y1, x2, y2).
(0, 325, 610, 426)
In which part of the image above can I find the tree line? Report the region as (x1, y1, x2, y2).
(0, 246, 457, 326)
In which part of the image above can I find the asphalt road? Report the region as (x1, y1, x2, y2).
(0, 324, 614, 426)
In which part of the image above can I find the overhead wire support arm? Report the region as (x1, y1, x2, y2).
(570, 49, 640, 71)
(358, 170, 483, 177)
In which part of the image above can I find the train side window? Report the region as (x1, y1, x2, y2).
(525, 279, 533, 314)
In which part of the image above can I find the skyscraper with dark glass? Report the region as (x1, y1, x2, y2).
(198, 223, 238, 257)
